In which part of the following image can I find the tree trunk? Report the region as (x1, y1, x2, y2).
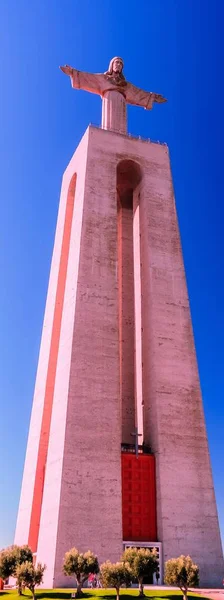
(75, 580, 83, 598)
(182, 592, 187, 600)
(30, 586, 36, 600)
(138, 578, 145, 596)
(116, 587, 120, 600)
(17, 583, 22, 595)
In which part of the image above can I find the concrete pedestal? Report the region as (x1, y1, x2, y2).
(15, 126, 223, 587)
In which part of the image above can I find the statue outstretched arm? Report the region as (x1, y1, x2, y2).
(60, 65, 101, 96)
(125, 82, 167, 110)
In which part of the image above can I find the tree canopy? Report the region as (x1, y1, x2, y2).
(165, 555, 199, 600)
(0, 545, 33, 582)
(122, 547, 158, 595)
(16, 561, 45, 600)
(100, 561, 132, 600)
(63, 548, 99, 597)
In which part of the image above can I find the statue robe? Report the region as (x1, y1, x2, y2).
(70, 69, 155, 110)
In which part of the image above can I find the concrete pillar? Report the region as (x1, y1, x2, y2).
(102, 90, 127, 134)
(15, 126, 223, 587)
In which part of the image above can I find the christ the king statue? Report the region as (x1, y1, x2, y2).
(60, 56, 167, 134)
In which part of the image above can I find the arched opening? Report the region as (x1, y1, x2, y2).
(117, 160, 142, 446)
(117, 159, 141, 203)
(117, 162, 157, 544)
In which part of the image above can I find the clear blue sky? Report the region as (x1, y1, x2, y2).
(0, 0, 223, 551)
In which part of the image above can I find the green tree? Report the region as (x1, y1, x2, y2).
(16, 561, 45, 600)
(164, 555, 199, 600)
(63, 548, 99, 597)
(122, 547, 158, 596)
(0, 545, 33, 595)
(0, 546, 18, 581)
(100, 561, 132, 600)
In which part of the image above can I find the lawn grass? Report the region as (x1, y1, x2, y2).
(0, 589, 209, 600)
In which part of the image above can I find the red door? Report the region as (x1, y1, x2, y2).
(122, 453, 157, 541)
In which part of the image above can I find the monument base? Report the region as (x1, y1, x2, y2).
(15, 126, 223, 588)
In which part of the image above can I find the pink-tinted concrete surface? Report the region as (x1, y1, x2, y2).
(15, 125, 223, 587)
(102, 90, 127, 134)
(28, 173, 76, 553)
(201, 594, 224, 600)
(14, 139, 76, 547)
(35, 126, 123, 587)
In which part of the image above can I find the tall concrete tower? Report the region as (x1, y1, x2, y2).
(15, 58, 223, 587)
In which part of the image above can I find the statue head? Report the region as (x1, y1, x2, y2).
(104, 57, 126, 85)
(109, 57, 124, 74)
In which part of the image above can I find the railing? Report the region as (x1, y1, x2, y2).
(121, 442, 152, 455)
(89, 123, 167, 147)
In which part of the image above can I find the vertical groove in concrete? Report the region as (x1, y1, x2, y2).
(28, 175, 76, 551)
(117, 193, 135, 444)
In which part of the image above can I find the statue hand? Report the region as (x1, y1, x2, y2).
(60, 65, 74, 77)
(154, 93, 167, 104)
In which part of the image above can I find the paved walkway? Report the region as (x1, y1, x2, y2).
(197, 593, 224, 600)
(145, 586, 224, 599)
